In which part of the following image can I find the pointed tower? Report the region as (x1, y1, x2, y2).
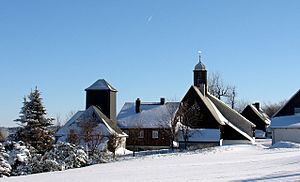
(193, 51, 208, 94)
(85, 79, 117, 120)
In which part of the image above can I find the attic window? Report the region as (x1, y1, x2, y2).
(294, 107, 300, 115)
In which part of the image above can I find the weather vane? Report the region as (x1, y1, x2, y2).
(198, 50, 202, 63)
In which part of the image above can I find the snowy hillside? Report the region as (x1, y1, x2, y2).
(2, 141, 300, 182)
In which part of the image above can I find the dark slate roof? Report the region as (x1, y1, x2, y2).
(207, 93, 256, 142)
(85, 79, 117, 92)
(242, 104, 271, 125)
(273, 89, 300, 117)
(117, 102, 180, 129)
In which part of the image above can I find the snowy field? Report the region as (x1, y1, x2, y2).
(2, 140, 300, 182)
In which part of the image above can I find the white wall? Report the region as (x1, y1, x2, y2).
(272, 128, 300, 144)
(222, 139, 254, 145)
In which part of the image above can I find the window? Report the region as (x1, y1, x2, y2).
(152, 130, 159, 139)
(294, 107, 300, 115)
(138, 130, 144, 139)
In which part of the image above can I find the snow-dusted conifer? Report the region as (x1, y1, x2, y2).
(41, 142, 88, 171)
(15, 87, 54, 154)
(0, 143, 11, 177)
(6, 141, 32, 176)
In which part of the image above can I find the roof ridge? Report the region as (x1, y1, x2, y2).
(90, 106, 126, 136)
(191, 86, 225, 125)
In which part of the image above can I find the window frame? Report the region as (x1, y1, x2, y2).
(138, 130, 144, 139)
(152, 130, 159, 139)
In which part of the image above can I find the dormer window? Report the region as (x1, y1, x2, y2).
(294, 107, 300, 115)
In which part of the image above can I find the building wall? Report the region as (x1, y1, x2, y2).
(272, 128, 300, 144)
(221, 139, 253, 145)
(110, 92, 117, 120)
(221, 125, 254, 140)
(124, 128, 171, 150)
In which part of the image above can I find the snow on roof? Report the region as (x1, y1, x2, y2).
(117, 102, 180, 129)
(206, 97, 254, 143)
(192, 86, 225, 126)
(207, 93, 255, 128)
(271, 115, 300, 129)
(177, 128, 220, 142)
(55, 111, 84, 137)
(206, 92, 255, 143)
(91, 106, 126, 136)
(249, 105, 271, 125)
(85, 79, 117, 92)
(55, 106, 127, 139)
(183, 86, 255, 143)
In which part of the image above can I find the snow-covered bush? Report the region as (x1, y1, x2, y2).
(4, 141, 32, 176)
(0, 143, 11, 177)
(39, 142, 88, 172)
(0, 141, 115, 177)
(87, 150, 113, 165)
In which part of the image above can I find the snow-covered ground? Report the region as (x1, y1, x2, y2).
(2, 140, 300, 182)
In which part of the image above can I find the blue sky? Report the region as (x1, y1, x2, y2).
(1, 1, 300, 127)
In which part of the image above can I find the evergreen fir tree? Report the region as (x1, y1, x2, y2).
(15, 87, 54, 154)
(0, 143, 11, 177)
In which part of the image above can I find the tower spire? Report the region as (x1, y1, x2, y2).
(194, 51, 207, 94)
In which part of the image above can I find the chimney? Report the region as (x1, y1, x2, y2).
(253, 102, 260, 110)
(160, 98, 165, 105)
(135, 98, 141, 113)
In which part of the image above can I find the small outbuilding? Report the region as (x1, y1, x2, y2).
(271, 89, 300, 144)
(241, 103, 270, 138)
